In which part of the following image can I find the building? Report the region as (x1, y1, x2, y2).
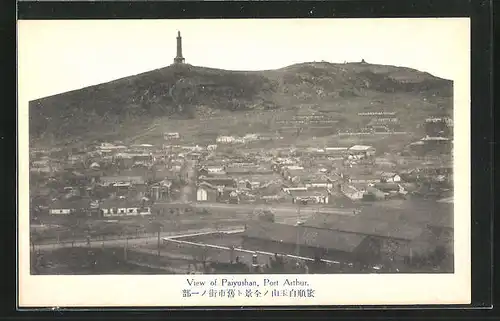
(149, 180, 172, 201)
(358, 112, 396, 117)
(30, 160, 52, 173)
(99, 142, 127, 152)
(153, 202, 193, 216)
(99, 199, 152, 217)
(173, 31, 185, 64)
(324, 147, 349, 156)
(290, 190, 329, 205)
(216, 136, 237, 144)
(199, 165, 226, 176)
(196, 186, 209, 201)
(196, 182, 218, 202)
(225, 165, 273, 176)
(207, 144, 218, 151)
(99, 176, 146, 186)
(48, 198, 93, 216)
(424, 117, 452, 137)
(380, 172, 402, 183)
(198, 176, 237, 188)
(241, 221, 369, 265)
(303, 204, 453, 271)
(164, 132, 181, 140)
(348, 145, 376, 157)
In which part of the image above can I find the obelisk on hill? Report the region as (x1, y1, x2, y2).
(174, 31, 185, 64)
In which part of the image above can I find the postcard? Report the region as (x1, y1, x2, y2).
(18, 18, 471, 307)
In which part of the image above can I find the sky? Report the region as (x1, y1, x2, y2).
(18, 18, 470, 101)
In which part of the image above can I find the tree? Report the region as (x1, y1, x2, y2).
(192, 245, 209, 272)
(252, 208, 275, 223)
(149, 220, 164, 256)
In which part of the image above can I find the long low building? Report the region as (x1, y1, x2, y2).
(241, 199, 453, 271)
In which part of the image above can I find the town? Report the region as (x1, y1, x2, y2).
(30, 112, 453, 275)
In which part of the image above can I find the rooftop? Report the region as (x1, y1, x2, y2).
(243, 221, 366, 253)
(304, 212, 424, 241)
(349, 145, 375, 151)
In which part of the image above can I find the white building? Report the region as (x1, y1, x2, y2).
(197, 188, 209, 201)
(164, 132, 181, 140)
(216, 136, 236, 144)
(348, 145, 376, 156)
(100, 201, 151, 216)
(380, 172, 402, 183)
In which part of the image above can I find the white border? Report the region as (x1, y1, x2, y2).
(18, 18, 471, 307)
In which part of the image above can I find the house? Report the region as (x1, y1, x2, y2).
(419, 136, 452, 154)
(324, 147, 349, 156)
(196, 182, 218, 202)
(198, 176, 237, 188)
(283, 186, 308, 193)
(199, 165, 226, 176)
(225, 165, 273, 176)
(212, 186, 241, 204)
(216, 136, 237, 144)
(99, 143, 127, 152)
(290, 190, 329, 205)
(380, 172, 402, 183)
(48, 198, 92, 216)
(89, 162, 101, 170)
(164, 132, 181, 140)
(30, 160, 52, 173)
(99, 176, 146, 186)
(341, 185, 365, 201)
(99, 199, 152, 217)
(153, 202, 193, 216)
(130, 144, 155, 153)
(371, 183, 403, 193)
(196, 186, 209, 201)
(305, 181, 334, 189)
(304, 207, 453, 271)
(149, 180, 172, 201)
(424, 117, 452, 137)
(283, 168, 306, 182)
(241, 221, 368, 264)
(345, 174, 381, 184)
(348, 145, 376, 157)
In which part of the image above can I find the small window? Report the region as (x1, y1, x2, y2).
(119, 209, 125, 214)
(128, 209, 134, 213)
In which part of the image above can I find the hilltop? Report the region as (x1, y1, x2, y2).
(29, 61, 453, 146)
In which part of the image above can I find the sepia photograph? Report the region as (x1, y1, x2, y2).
(18, 18, 471, 307)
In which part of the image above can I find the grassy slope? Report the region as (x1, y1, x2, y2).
(29, 61, 453, 147)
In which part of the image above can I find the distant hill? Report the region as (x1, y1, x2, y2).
(29, 61, 453, 146)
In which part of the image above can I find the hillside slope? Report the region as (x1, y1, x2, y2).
(29, 61, 453, 145)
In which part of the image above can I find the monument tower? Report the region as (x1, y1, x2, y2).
(174, 31, 185, 64)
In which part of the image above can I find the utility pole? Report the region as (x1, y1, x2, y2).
(124, 237, 128, 261)
(157, 228, 161, 256)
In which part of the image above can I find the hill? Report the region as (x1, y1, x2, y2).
(29, 61, 453, 146)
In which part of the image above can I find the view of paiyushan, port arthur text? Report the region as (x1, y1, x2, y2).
(18, 18, 471, 307)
